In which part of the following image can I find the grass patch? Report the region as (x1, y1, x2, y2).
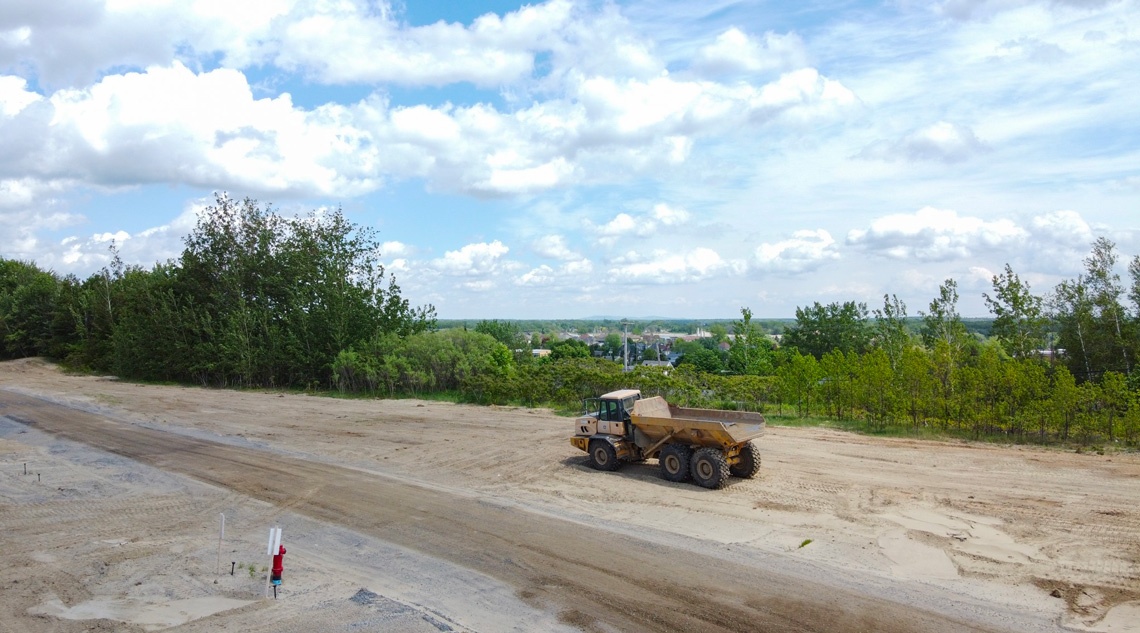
(798, 539, 813, 549)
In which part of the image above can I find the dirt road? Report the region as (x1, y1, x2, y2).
(2, 359, 1138, 632)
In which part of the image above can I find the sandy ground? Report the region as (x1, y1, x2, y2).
(1, 358, 1138, 632)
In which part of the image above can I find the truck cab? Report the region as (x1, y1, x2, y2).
(571, 389, 643, 468)
(577, 389, 641, 438)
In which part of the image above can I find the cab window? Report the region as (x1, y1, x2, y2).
(602, 400, 621, 421)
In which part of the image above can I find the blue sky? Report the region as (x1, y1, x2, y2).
(1, 0, 1137, 319)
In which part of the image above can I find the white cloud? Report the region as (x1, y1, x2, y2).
(860, 121, 989, 164)
(587, 203, 694, 246)
(1028, 209, 1092, 246)
(693, 27, 808, 76)
(651, 203, 690, 226)
(847, 207, 1028, 261)
(532, 234, 579, 260)
(606, 247, 740, 284)
(380, 240, 409, 257)
(433, 240, 510, 276)
(599, 213, 638, 236)
(0, 63, 382, 196)
(754, 229, 840, 273)
(1023, 209, 1096, 273)
(273, 0, 570, 87)
(515, 257, 593, 286)
(0, 55, 857, 200)
(517, 264, 555, 286)
(0, 76, 40, 116)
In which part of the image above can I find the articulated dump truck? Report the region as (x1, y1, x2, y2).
(570, 389, 765, 489)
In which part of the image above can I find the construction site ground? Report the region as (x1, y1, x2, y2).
(1, 358, 1138, 633)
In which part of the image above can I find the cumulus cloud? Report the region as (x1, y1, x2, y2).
(273, 0, 571, 87)
(380, 240, 410, 258)
(859, 121, 989, 164)
(1022, 209, 1097, 273)
(599, 213, 638, 236)
(0, 63, 385, 197)
(606, 247, 741, 284)
(517, 264, 555, 286)
(754, 229, 840, 273)
(586, 203, 694, 246)
(532, 234, 580, 260)
(0, 55, 856, 200)
(1029, 209, 1092, 246)
(847, 207, 1027, 261)
(515, 257, 592, 286)
(0, 0, 651, 89)
(30, 200, 201, 274)
(0, 0, 289, 87)
(433, 240, 511, 276)
(651, 203, 691, 226)
(693, 28, 808, 76)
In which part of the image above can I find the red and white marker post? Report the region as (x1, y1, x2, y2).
(264, 527, 282, 598)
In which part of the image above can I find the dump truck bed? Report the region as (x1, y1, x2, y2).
(629, 396, 765, 450)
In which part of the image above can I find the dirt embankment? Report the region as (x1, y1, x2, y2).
(1, 358, 1138, 632)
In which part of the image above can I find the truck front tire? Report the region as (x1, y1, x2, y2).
(658, 444, 692, 482)
(691, 447, 730, 489)
(588, 440, 620, 472)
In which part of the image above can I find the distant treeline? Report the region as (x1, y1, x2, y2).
(2, 197, 1138, 447)
(436, 317, 996, 338)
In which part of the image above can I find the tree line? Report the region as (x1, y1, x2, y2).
(0, 195, 435, 388)
(2, 198, 1138, 446)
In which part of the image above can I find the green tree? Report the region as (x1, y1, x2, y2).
(872, 293, 910, 370)
(920, 278, 969, 355)
(0, 260, 60, 359)
(896, 345, 934, 428)
(1052, 276, 1096, 382)
(727, 307, 773, 375)
(708, 323, 728, 344)
(983, 264, 1048, 359)
(775, 350, 820, 416)
(602, 332, 624, 359)
(1101, 370, 1129, 442)
(1050, 366, 1080, 441)
(855, 348, 898, 429)
(783, 301, 871, 359)
(1053, 238, 1136, 382)
(677, 347, 725, 373)
(1083, 238, 1133, 376)
(819, 349, 856, 420)
(549, 338, 590, 360)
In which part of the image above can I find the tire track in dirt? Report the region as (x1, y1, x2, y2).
(1, 390, 1013, 633)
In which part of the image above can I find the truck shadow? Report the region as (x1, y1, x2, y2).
(558, 455, 746, 490)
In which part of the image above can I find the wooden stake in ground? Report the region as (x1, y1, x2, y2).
(216, 513, 225, 575)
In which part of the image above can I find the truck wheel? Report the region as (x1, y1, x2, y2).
(658, 444, 692, 482)
(588, 440, 620, 472)
(690, 448, 730, 489)
(729, 441, 761, 479)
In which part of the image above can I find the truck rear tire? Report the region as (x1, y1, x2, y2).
(658, 444, 692, 482)
(588, 440, 620, 472)
(690, 447, 730, 489)
(729, 441, 761, 479)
